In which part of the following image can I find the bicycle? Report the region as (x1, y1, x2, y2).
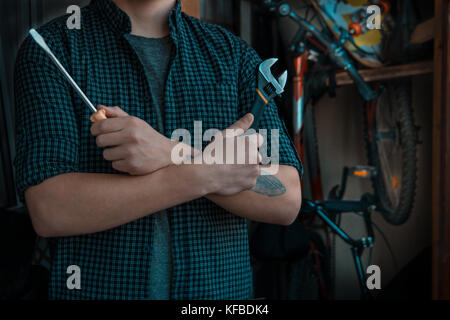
(265, 0, 418, 223)
(253, 0, 420, 298)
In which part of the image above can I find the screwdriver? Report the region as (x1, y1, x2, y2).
(28, 28, 107, 122)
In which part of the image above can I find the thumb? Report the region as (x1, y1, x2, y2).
(224, 113, 254, 137)
(97, 105, 129, 118)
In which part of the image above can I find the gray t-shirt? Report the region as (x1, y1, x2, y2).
(125, 33, 173, 300)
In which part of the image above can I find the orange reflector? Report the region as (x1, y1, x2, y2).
(392, 175, 399, 189)
(354, 170, 369, 177)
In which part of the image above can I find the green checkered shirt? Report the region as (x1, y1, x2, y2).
(14, 0, 302, 299)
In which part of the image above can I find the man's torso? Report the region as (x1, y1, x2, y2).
(36, 0, 251, 300)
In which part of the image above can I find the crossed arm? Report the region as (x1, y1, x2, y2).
(25, 107, 301, 238)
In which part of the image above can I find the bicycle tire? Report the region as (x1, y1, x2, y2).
(363, 79, 417, 225)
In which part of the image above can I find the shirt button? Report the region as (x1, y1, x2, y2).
(143, 244, 150, 252)
(143, 96, 151, 102)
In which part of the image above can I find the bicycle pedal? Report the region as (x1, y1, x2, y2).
(348, 166, 377, 179)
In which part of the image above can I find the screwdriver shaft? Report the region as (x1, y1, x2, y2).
(29, 29, 97, 113)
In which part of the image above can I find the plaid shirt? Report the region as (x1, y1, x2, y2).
(14, 0, 302, 299)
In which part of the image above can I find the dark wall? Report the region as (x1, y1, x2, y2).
(0, 0, 89, 208)
(202, 0, 241, 35)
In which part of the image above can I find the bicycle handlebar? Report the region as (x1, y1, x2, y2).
(277, 2, 381, 101)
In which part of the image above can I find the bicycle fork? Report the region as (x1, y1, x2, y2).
(293, 53, 307, 160)
(293, 53, 324, 201)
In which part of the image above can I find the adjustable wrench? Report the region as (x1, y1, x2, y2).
(250, 58, 287, 129)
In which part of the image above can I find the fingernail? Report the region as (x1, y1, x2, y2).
(244, 113, 253, 122)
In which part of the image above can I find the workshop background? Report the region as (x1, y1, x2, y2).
(0, 0, 448, 300)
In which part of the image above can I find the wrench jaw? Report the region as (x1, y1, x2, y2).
(277, 71, 288, 95)
(257, 58, 287, 100)
(259, 58, 279, 83)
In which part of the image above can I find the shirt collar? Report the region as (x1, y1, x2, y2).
(92, 0, 183, 43)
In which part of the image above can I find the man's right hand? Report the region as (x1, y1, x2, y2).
(199, 113, 263, 197)
(91, 105, 177, 175)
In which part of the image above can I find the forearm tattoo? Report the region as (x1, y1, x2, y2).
(252, 172, 286, 197)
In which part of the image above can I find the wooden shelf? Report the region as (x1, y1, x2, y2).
(333, 61, 433, 86)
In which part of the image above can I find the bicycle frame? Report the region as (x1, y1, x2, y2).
(303, 195, 376, 299)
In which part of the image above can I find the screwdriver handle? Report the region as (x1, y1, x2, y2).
(89, 109, 107, 122)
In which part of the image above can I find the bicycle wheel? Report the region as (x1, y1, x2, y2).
(364, 79, 417, 225)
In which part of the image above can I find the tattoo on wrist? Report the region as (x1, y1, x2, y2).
(252, 172, 286, 197)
